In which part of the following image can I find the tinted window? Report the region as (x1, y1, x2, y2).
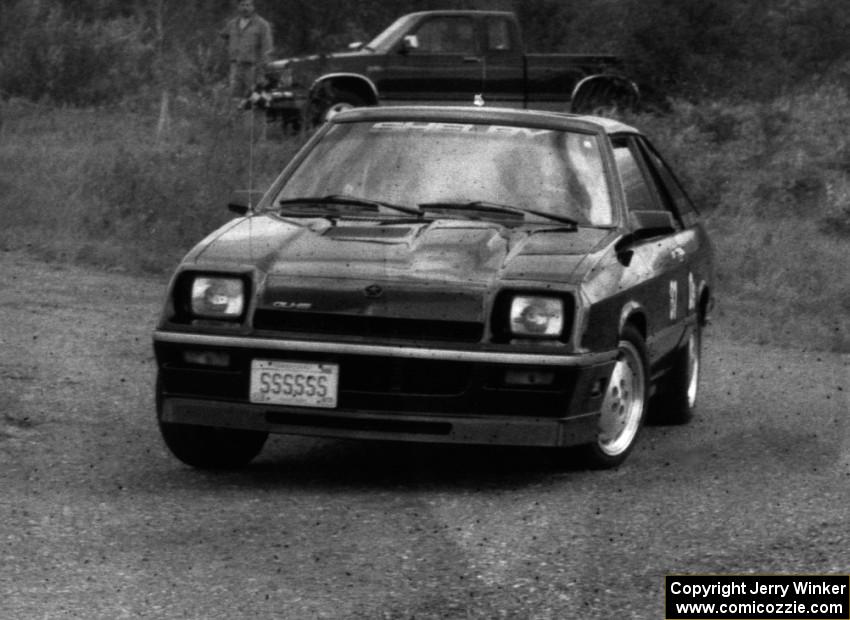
(639, 139, 694, 216)
(612, 137, 657, 212)
(413, 18, 476, 54)
(485, 18, 514, 52)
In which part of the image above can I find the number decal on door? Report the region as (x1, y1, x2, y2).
(669, 280, 678, 321)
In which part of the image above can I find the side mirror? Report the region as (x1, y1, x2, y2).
(401, 35, 419, 53)
(628, 210, 676, 237)
(615, 211, 677, 266)
(347, 41, 363, 51)
(227, 190, 264, 215)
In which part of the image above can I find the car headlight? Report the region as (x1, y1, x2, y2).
(509, 296, 564, 337)
(190, 276, 245, 319)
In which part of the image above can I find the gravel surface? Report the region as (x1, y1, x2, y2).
(1, 251, 847, 619)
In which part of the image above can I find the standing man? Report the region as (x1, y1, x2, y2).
(222, 0, 273, 103)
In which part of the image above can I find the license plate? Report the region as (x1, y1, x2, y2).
(250, 360, 339, 408)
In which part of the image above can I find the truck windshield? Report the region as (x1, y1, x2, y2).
(273, 120, 614, 226)
(365, 15, 417, 52)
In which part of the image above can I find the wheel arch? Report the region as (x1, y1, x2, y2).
(618, 301, 647, 339)
(570, 74, 640, 114)
(309, 73, 380, 106)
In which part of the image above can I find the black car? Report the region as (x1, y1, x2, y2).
(153, 106, 714, 469)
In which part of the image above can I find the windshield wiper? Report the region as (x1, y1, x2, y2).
(419, 201, 579, 227)
(278, 194, 421, 216)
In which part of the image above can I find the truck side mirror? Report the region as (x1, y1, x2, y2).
(401, 35, 419, 53)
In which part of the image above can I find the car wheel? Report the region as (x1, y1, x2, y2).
(159, 421, 268, 469)
(314, 89, 366, 124)
(653, 325, 701, 425)
(581, 325, 648, 468)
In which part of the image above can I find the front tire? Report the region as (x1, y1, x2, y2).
(159, 421, 268, 470)
(581, 325, 649, 468)
(156, 375, 267, 469)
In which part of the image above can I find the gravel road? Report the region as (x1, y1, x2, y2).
(1, 251, 847, 619)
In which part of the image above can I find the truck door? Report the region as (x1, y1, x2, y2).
(479, 15, 524, 108)
(379, 15, 485, 104)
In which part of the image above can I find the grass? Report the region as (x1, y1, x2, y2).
(0, 91, 847, 352)
(624, 85, 850, 352)
(0, 95, 300, 272)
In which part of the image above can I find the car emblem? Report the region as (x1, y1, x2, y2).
(272, 301, 312, 310)
(364, 284, 383, 299)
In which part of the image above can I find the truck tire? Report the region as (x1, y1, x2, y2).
(313, 89, 367, 124)
(570, 75, 640, 115)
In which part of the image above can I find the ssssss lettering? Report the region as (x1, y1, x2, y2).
(259, 371, 328, 398)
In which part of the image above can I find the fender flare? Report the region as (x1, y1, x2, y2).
(618, 301, 647, 337)
(570, 74, 640, 113)
(309, 73, 380, 105)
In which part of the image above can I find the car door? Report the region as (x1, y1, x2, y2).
(611, 134, 695, 366)
(379, 15, 485, 104)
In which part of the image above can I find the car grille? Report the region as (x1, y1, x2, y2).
(252, 309, 483, 343)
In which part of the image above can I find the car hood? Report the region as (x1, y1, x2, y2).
(189, 215, 615, 323)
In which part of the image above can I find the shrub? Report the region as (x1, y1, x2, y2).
(0, 3, 155, 105)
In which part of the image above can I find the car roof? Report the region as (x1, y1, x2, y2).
(330, 105, 641, 136)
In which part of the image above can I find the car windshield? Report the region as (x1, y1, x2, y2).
(272, 120, 614, 226)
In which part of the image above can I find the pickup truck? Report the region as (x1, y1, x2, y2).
(264, 10, 639, 127)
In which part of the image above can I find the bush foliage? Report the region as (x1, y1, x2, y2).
(0, 4, 155, 104)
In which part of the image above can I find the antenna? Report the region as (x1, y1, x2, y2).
(248, 104, 256, 210)
(247, 102, 257, 263)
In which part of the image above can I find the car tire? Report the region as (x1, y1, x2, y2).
(580, 324, 648, 469)
(156, 375, 268, 469)
(313, 89, 366, 124)
(158, 421, 268, 469)
(653, 325, 701, 425)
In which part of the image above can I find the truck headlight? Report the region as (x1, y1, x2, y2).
(190, 276, 245, 319)
(509, 296, 563, 337)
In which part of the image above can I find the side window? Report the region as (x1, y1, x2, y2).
(611, 136, 658, 213)
(413, 18, 476, 54)
(485, 18, 514, 52)
(639, 138, 695, 216)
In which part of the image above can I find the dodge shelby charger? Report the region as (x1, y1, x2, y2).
(153, 106, 714, 469)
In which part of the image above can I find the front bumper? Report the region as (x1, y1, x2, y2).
(153, 331, 617, 448)
(266, 90, 306, 116)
